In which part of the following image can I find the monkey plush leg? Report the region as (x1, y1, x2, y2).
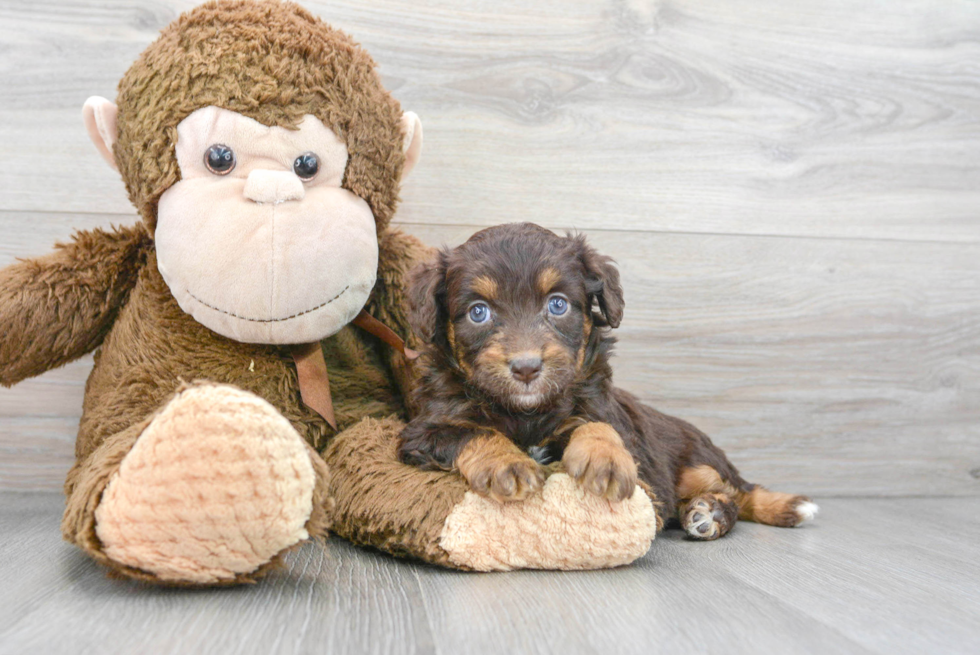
(326, 417, 659, 572)
(562, 422, 638, 502)
(61, 383, 331, 585)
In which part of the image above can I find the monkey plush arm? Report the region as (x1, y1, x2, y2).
(0, 224, 149, 386)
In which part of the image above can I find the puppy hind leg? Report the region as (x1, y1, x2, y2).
(677, 464, 818, 530)
(676, 465, 741, 540)
(679, 493, 738, 541)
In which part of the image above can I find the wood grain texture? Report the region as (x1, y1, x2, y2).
(1, 493, 978, 654)
(0, 0, 978, 496)
(2, 216, 979, 496)
(0, 0, 979, 242)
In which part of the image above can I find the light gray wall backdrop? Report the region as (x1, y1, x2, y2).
(1, 0, 978, 496)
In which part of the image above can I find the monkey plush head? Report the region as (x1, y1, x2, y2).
(82, 0, 423, 344)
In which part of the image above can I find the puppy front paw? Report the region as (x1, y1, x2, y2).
(456, 433, 545, 503)
(466, 455, 545, 503)
(563, 422, 638, 502)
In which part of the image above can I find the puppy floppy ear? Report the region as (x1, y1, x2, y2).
(575, 236, 625, 328)
(407, 252, 447, 344)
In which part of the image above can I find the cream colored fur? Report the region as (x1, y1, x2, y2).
(400, 112, 422, 178)
(82, 96, 118, 171)
(439, 473, 658, 572)
(94, 385, 316, 584)
(155, 107, 378, 344)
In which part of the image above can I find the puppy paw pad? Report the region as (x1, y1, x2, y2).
(682, 500, 723, 540)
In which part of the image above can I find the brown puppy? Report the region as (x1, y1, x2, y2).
(398, 223, 817, 540)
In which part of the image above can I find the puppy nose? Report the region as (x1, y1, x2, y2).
(510, 357, 542, 384)
(243, 170, 305, 204)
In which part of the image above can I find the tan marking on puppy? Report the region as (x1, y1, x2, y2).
(576, 314, 593, 369)
(446, 321, 472, 376)
(537, 267, 561, 295)
(541, 341, 567, 368)
(473, 334, 509, 383)
(562, 422, 638, 501)
(471, 275, 498, 300)
(554, 415, 588, 437)
(677, 465, 816, 527)
(677, 465, 737, 499)
(456, 432, 545, 503)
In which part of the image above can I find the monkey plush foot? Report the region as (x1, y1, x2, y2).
(93, 384, 317, 584)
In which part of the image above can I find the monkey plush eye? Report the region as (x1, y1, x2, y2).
(204, 144, 236, 175)
(468, 302, 492, 324)
(547, 295, 569, 316)
(293, 152, 319, 180)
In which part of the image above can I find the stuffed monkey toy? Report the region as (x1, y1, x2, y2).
(0, 0, 657, 585)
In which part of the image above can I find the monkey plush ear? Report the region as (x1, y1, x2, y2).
(401, 111, 423, 179)
(82, 96, 119, 171)
(577, 237, 625, 329)
(407, 253, 446, 345)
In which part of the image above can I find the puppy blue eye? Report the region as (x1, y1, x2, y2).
(468, 302, 491, 324)
(548, 295, 568, 316)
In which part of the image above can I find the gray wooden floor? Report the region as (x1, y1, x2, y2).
(1, 493, 977, 655)
(1, 1, 979, 653)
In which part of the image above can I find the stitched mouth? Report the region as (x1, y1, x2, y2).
(186, 285, 350, 323)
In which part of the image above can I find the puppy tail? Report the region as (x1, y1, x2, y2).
(677, 465, 818, 528)
(735, 483, 819, 527)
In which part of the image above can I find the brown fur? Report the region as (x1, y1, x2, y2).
(327, 417, 662, 570)
(0, 224, 149, 388)
(114, 0, 405, 233)
(324, 416, 471, 568)
(398, 223, 814, 537)
(0, 0, 431, 583)
(738, 487, 813, 526)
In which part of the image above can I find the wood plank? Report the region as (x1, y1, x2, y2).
(0, 493, 435, 655)
(680, 497, 980, 655)
(3, 494, 979, 654)
(1, 218, 978, 496)
(1, 0, 979, 242)
(415, 542, 869, 655)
